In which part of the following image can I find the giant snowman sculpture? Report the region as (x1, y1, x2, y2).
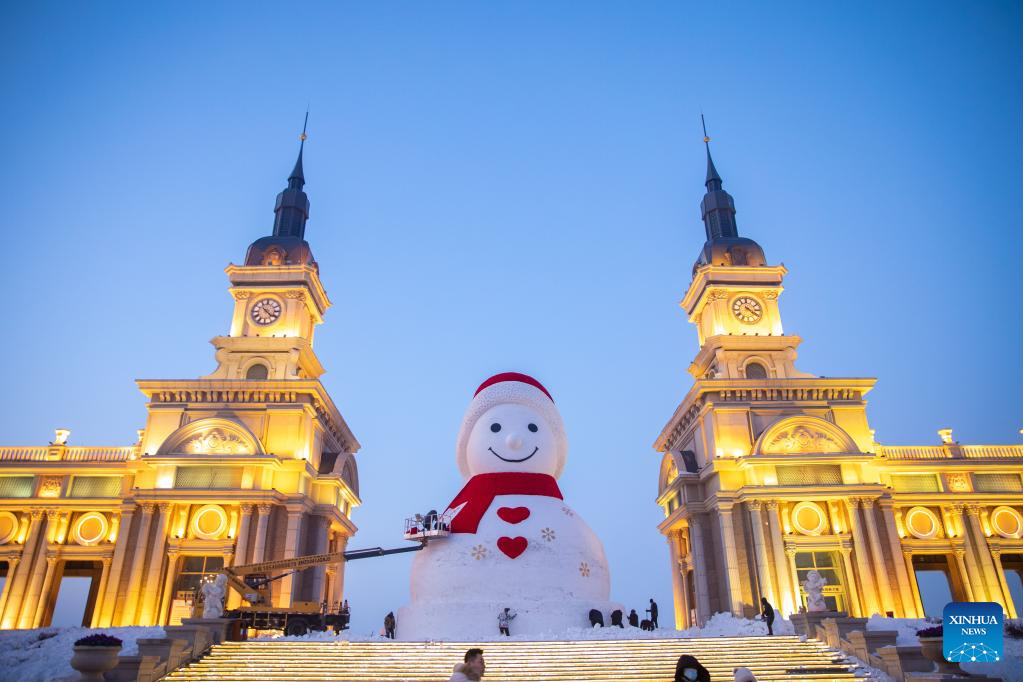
(398, 372, 618, 640)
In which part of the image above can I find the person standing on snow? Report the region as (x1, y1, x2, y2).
(760, 597, 775, 636)
(628, 609, 639, 627)
(647, 598, 659, 629)
(497, 607, 516, 636)
(383, 611, 396, 639)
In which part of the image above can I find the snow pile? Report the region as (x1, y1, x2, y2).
(259, 612, 794, 642)
(962, 635, 1023, 682)
(865, 615, 929, 645)
(0, 626, 164, 682)
(865, 616, 1023, 682)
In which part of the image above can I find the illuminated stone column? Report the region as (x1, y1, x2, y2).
(859, 498, 895, 616)
(839, 548, 862, 617)
(97, 507, 135, 627)
(0, 510, 43, 628)
(157, 549, 180, 625)
(32, 556, 59, 627)
(766, 501, 795, 614)
(880, 502, 916, 617)
(139, 503, 172, 625)
(952, 548, 975, 601)
(950, 505, 987, 601)
(990, 549, 1018, 619)
(90, 557, 113, 627)
(250, 504, 272, 565)
(785, 547, 802, 612)
(18, 510, 58, 628)
(902, 550, 924, 616)
(232, 505, 254, 567)
(0, 557, 20, 621)
(966, 504, 1005, 610)
(667, 531, 686, 628)
(687, 514, 712, 625)
(309, 517, 329, 604)
(747, 501, 776, 607)
(717, 506, 744, 615)
(845, 499, 880, 615)
(330, 534, 348, 609)
(678, 557, 692, 628)
(120, 503, 155, 625)
(275, 509, 304, 607)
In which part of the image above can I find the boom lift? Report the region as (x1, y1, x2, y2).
(214, 512, 451, 636)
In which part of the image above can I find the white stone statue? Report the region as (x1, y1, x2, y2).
(802, 569, 828, 612)
(201, 573, 228, 618)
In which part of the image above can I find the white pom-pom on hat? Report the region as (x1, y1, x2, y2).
(456, 372, 567, 479)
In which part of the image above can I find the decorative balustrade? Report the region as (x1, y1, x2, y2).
(962, 444, 1023, 458)
(880, 444, 1023, 460)
(0, 447, 49, 461)
(0, 446, 135, 462)
(63, 447, 136, 461)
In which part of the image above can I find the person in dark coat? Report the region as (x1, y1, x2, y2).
(610, 609, 624, 628)
(647, 598, 659, 629)
(628, 609, 639, 627)
(761, 597, 775, 636)
(588, 609, 604, 627)
(674, 654, 711, 682)
(384, 611, 396, 639)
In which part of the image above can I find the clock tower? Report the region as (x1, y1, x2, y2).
(204, 127, 329, 382)
(680, 138, 814, 382)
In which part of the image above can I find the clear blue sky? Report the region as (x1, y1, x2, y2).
(2, 2, 1021, 632)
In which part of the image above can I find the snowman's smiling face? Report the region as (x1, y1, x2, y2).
(466, 403, 558, 476)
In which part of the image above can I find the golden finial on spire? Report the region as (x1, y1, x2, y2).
(701, 113, 710, 144)
(300, 109, 309, 142)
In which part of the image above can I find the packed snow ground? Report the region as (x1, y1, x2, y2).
(256, 612, 796, 642)
(0, 625, 163, 682)
(1, 615, 1018, 681)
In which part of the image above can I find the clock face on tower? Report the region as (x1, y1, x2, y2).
(731, 296, 763, 324)
(250, 298, 282, 325)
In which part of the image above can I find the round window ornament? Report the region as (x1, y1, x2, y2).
(790, 501, 827, 536)
(190, 504, 228, 540)
(72, 512, 109, 546)
(0, 511, 19, 545)
(905, 506, 941, 539)
(991, 505, 1023, 539)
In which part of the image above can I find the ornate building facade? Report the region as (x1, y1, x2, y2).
(0, 136, 361, 628)
(655, 139, 1023, 628)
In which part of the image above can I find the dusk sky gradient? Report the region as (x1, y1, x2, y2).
(1, 2, 1021, 631)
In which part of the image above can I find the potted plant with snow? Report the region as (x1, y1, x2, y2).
(916, 625, 962, 675)
(70, 633, 122, 681)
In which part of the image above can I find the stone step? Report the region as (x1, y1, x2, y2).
(163, 636, 865, 682)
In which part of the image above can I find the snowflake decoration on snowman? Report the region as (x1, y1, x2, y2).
(398, 372, 620, 640)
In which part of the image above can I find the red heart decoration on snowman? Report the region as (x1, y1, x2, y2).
(497, 536, 528, 559)
(497, 507, 530, 524)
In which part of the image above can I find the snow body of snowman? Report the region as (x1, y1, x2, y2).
(398, 372, 619, 640)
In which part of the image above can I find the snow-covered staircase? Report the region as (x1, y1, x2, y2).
(161, 635, 868, 681)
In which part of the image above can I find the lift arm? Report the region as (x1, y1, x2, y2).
(222, 542, 427, 605)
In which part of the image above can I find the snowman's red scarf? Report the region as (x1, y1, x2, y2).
(445, 472, 563, 534)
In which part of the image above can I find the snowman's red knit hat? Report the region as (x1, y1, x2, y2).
(456, 372, 568, 479)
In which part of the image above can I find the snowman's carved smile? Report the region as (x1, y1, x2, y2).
(488, 446, 539, 463)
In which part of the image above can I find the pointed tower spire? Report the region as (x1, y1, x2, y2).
(702, 114, 722, 189)
(272, 112, 311, 239)
(699, 115, 738, 241)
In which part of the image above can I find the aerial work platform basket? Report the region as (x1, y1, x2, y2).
(404, 509, 454, 541)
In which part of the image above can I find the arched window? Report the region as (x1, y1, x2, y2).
(245, 363, 269, 380)
(745, 362, 768, 379)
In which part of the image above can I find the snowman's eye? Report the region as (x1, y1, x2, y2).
(528, 423, 538, 433)
(490, 423, 502, 433)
